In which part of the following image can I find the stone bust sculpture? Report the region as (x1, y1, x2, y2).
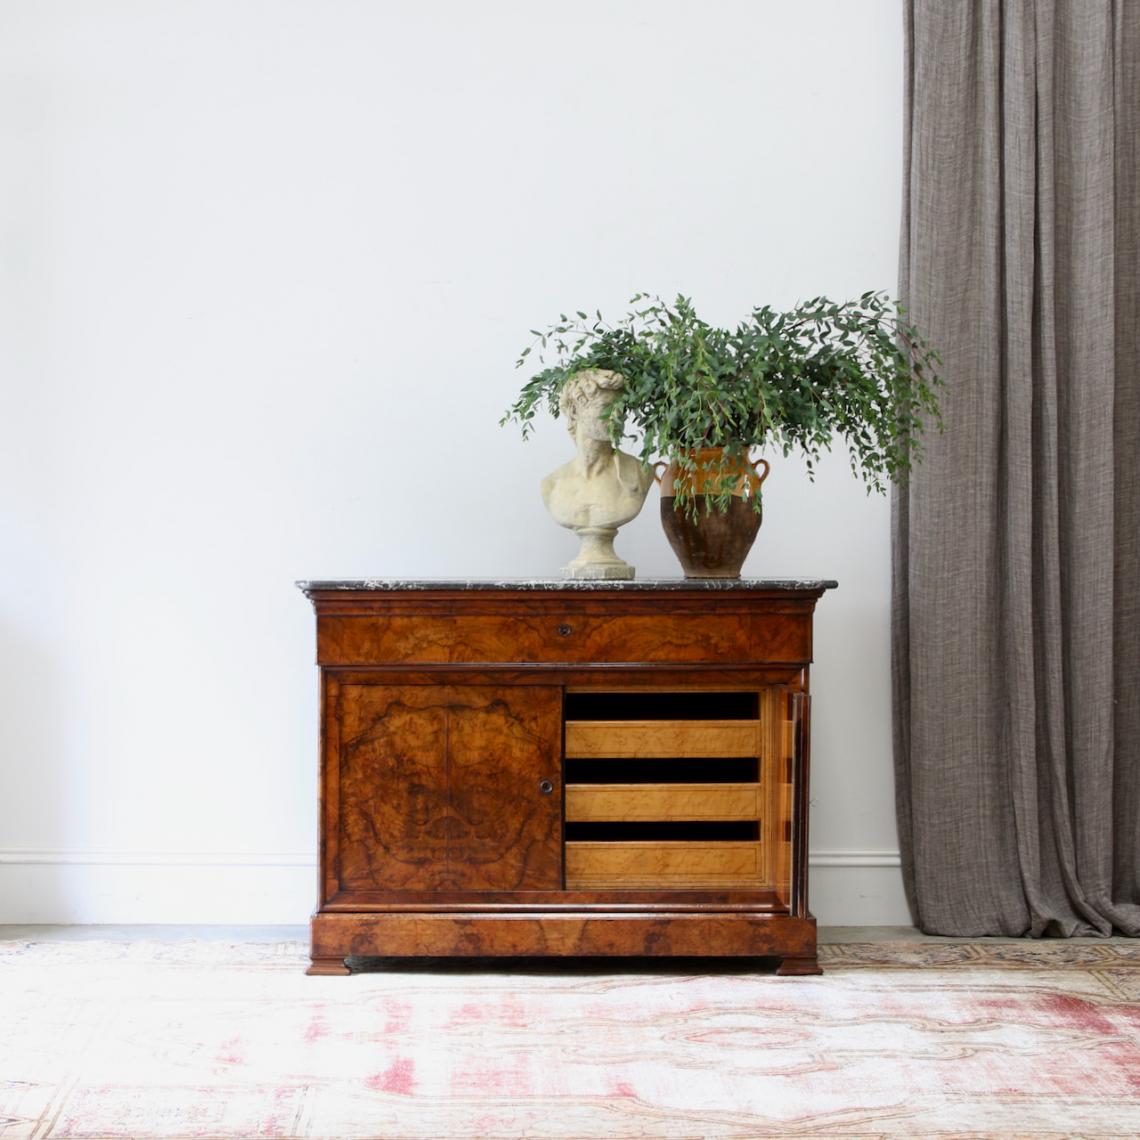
(541, 368, 653, 579)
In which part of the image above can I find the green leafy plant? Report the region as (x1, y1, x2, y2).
(502, 293, 943, 517)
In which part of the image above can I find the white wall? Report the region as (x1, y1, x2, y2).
(0, 0, 908, 925)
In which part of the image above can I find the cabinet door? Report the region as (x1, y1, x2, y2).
(336, 684, 562, 892)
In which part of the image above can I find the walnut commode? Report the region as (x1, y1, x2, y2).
(298, 579, 835, 976)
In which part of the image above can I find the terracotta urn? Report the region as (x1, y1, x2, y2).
(654, 447, 771, 578)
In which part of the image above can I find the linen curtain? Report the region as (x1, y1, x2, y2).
(893, 1, 1140, 936)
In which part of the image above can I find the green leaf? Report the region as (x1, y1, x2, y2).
(501, 290, 943, 496)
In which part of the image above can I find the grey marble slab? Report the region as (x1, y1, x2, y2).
(297, 577, 838, 595)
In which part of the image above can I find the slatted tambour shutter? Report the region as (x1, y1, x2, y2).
(563, 690, 771, 890)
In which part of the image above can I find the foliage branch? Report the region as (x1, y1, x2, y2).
(502, 293, 943, 517)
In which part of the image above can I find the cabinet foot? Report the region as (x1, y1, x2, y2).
(776, 954, 822, 976)
(306, 955, 350, 976)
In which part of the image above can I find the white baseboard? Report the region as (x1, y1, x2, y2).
(0, 849, 909, 926)
(808, 850, 911, 926)
(0, 851, 317, 925)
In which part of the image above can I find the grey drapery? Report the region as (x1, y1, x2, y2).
(893, 1, 1140, 936)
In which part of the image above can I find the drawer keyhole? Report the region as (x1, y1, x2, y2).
(556, 623, 573, 637)
(538, 779, 555, 796)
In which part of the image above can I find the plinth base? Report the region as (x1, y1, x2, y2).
(562, 561, 635, 580)
(563, 525, 635, 579)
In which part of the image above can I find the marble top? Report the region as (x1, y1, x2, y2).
(297, 578, 838, 595)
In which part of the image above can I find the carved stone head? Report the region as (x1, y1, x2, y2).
(559, 368, 625, 442)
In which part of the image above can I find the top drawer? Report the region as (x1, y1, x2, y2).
(316, 610, 810, 666)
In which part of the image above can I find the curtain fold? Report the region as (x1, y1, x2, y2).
(893, 0, 1140, 936)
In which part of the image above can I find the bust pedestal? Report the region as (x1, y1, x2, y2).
(562, 526, 632, 579)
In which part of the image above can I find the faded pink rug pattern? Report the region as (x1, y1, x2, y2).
(1, 939, 1138, 1137)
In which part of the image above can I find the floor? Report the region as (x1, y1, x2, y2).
(3, 924, 1133, 944)
(3, 931, 1137, 1137)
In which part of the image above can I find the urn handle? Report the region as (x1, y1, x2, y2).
(652, 461, 669, 485)
(751, 457, 771, 485)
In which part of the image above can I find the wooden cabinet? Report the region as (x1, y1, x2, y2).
(299, 579, 834, 975)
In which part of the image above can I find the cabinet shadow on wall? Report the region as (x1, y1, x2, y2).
(343, 955, 786, 977)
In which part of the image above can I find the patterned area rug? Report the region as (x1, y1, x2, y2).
(1, 939, 1138, 1138)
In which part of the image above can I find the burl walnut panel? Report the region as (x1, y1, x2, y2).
(316, 611, 810, 666)
(337, 684, 562, 892)
(311, 912, 820, 962)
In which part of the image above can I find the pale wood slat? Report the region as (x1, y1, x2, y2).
(780, 781, 794, 819)
(781, 718, 795, 760)
(565, 783, 761, 822)
(564, 719, 762, 759)
(565, 840, 764, 889)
